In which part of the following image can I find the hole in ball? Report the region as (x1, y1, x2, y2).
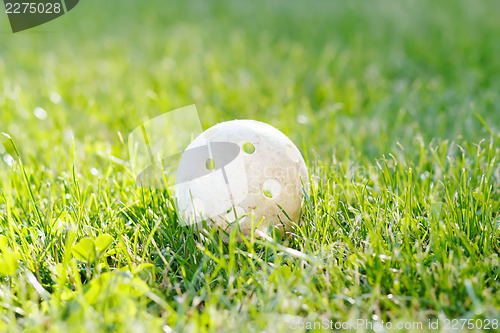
(262, 179, 282, 199)
(205, 158, 215, 170)
(242, 142, 255, 154)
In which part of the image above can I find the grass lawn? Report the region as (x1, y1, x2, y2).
(1, 0, 499, 332)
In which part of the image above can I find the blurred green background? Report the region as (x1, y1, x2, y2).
(1, 0, 499, 166)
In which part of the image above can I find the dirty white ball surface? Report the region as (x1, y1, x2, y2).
(175, 119, 309, 238)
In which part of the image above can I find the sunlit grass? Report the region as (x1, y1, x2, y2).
(1, 0, 499, 332)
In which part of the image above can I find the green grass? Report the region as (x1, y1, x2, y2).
(1, 0, 500, 332)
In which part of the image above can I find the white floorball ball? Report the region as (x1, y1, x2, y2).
(175, 119, 309, 239)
